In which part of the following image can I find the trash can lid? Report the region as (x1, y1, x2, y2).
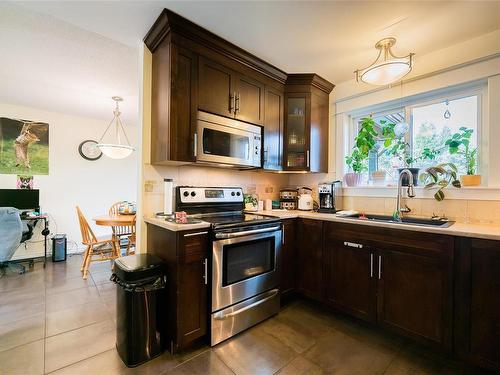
(113, 254, 166, 283)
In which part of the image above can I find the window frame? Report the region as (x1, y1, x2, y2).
(345, 84, 485, 183)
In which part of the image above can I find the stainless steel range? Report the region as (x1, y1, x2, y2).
(175, 186, 282, 346)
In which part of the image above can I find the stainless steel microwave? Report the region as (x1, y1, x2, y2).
(196, 111, 262, 169)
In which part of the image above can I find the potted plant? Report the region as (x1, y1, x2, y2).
(344, 117, 377, 186)
(345, 148, 366, 186)
(420, 163, 461, 201)
(385, 132, 441, 186)
(445, 127, 480, 186)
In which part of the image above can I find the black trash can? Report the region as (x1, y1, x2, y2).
(111, 254, 167, 367)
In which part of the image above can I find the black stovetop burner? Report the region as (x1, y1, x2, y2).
(197, 213, 280, 230)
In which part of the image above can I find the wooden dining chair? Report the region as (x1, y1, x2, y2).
(125, 215, 136, 255)
(76, 206, 120, 279)
(109, 202, 136, 255)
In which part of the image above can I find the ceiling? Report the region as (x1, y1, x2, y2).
(3, 1, 500, 123)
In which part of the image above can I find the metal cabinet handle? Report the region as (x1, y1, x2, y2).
(203, 258, 208, 285)
(235, 92, 240, 113)
(306, 150, 310, 168)
(183, 231, 208, 237)
(370, 253, 373, 278)
(343, 241, 363, 249)
(282, 224, 285, 245)
(193, 133, 198, 157)
(215, 225, 281, 239)
(214, 289, 279, 320)
(229, 92, 235, 113)
(378, 255, 382, 280)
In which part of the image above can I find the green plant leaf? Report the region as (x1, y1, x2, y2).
(434, 190, 445, 201)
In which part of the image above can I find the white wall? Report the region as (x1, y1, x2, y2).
(292, 28, 500, 199)
(0, 102, 138, 255)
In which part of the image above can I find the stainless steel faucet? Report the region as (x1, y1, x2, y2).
(395, 169, 416, 221)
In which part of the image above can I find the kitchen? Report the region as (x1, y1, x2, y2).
(1, 2, 500, 374)
(140, 6, 500, 374)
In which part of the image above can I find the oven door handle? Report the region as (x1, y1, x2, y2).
(213, 289, 279, 320)
(215, 225, 281, 239)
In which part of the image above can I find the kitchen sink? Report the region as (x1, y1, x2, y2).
(342, 214, 454, 228)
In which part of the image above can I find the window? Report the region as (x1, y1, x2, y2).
(347, 87, 481, 186)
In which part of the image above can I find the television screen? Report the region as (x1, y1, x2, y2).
(0, 189, 40, 210)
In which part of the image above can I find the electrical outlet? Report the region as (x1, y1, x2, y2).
(144, 180, 156, 193)
(265, 186, 274, 193)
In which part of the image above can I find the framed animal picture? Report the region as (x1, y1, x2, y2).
(0, 117, 49, 175)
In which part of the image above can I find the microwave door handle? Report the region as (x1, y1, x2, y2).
(215, 225, 281, 239)
(213, 289, 279, 320)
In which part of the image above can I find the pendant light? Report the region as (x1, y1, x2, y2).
(96, 96, 135, 159)
(355, 37, 414, 86)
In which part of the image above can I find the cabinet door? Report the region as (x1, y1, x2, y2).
(170, 44, 198, 162)
(324, 232, 377, 323)
(235, 74, 265, 125)
(280, 219, 296, 297)
(177, 232, 208, 348)
(377, 245, 452, 349)
(263, 86, 283, 170)
(455, 238, 500, 372)
(284, 93, 310, 171)
(198, 57, 235, 118)
(296, 219, 323, 301)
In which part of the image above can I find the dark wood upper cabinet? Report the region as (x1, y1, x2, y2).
(455, 238, 500, 372)
(296, 219, 324, 301)
(151, 41, 198, 164)
(199, 56, 265, 125)
(263, 86, 284, 170)
(324, 224, 377, 323)
(145, 9, 332, 167)
(198, 57, 234, 118)
(235, 74, 265, 125)
(284, 74, 334, 172)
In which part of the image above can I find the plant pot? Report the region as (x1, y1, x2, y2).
(397, 168, 420, 186)
(460, 174, 481, 186)
(344, 172, 363, 187)
(371, 170, 386, 186)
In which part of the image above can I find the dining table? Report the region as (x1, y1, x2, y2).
(92, 214, 136, 227)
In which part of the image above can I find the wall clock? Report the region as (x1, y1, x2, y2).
(78, 140, 102, 161)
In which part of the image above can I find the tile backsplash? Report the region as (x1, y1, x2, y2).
(142, 164, 289, 216)
(142, 165, 500, 225)
(343, 196, 500, 225)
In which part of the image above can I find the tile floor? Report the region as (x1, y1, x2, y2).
(0, 254, 491, 374)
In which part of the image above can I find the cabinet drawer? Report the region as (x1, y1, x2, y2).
(178, 231, 209, 258)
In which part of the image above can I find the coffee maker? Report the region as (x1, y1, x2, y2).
(318, 181, 342, 213)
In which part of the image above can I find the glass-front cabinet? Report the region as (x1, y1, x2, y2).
(285, 95, 308, 170)
(283, 74, 334, 172)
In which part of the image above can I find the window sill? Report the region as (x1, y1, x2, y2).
(343, 185, 500, 200)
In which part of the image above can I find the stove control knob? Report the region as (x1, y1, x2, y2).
(231, 192, 235, 196)
(236, 192, 241, 196)
(183, 191, 189, 197)
(191, 191, 196, 197)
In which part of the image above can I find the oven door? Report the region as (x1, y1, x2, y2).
(196, 111, 261, 168)
(212, 224, 281, 312)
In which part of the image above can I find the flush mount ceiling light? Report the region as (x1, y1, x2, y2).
(355, 37, 414, 86)
(96, 96, 135, 159)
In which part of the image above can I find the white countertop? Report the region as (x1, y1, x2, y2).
(144, 216, 211, 232)
(144, 210, 500, 240)
(251, 209, 500, 241)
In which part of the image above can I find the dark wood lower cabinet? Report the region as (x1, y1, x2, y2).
(296, 219, 324, 301)
(322, 222, 453, 350)
(280, 219, 296, 299)
(377, 244, 453, 350)
(455, 238, 500, 372)
(147, 224, 208, 353)
(323, 237, 377, 323)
